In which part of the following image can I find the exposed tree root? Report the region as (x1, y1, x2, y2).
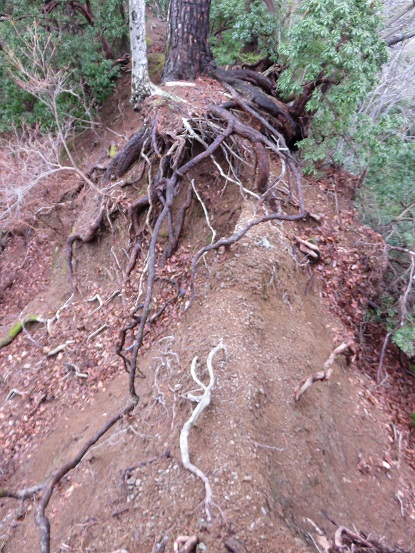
(173, 534, 199, 553)
(187, 210, 306, 311)
(35, 403, 134, 553)
(211, 68, 301, 145)
(0, 315, 43, 350)
(60, 74, 310, 403)
(334, 526, 375, 552)
(0, 483, 45, 500)
(2, 403, 134, 553)
(294, 340, 355, 402)
(66, 195, 121, 289)
(180, 342, 226, 522)
(105, 128, 148, 181)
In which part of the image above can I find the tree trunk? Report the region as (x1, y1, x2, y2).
(129, 0, 153, 107)
(163, 0, 214, 82)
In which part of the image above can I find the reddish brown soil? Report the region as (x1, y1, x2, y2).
(1, 12, 415, 553)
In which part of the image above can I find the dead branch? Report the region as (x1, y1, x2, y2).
(180, 342, 227, 522)
(376, 330, 393, 385)
(294, 340, 354, 402)
(34, 403, 134, 553)
(224, 537, 250, 553)
(46, 293, 74, 334)
(377, 245, 415, 383)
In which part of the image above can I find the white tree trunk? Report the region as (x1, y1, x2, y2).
(129, 0, 152, 107)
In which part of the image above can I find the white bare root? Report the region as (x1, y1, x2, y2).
(179, 341, 227, 521)
(294, 236, 321, 259)
(191, 179, 216, 244)
(334, 526, 374, 551)
(174, 535, 199, 553)
(87, 294, 103, 315)
(294, 340, 354, 402)
(46, 294, 74, 335)
(87, 324, 109, 342)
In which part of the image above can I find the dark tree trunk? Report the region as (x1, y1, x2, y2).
(163, 0, 214, 81)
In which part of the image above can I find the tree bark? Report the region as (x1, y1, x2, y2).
(129, 0, 153, 107)
(163, 0, 214, 82)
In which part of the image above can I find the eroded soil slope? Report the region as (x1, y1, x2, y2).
(1, 186, 415, 552)
(1, 44, 415, 551)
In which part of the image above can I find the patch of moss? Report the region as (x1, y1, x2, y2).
(148, 52, 165, 84)
(0, 315, 41, 350)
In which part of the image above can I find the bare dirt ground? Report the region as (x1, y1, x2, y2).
(1, 11, 415, 553)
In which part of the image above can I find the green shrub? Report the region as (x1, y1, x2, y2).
(210, 0, 279, 65)
(0, 0, 128, 131)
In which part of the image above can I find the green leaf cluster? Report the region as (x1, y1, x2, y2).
(392, 325, 415, 357)
(210, 0, 279, 65)
(0, 0, 128, 131)
(278, 0, 387, 166)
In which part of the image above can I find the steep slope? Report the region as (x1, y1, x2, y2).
(1, 179, 415, 552)
(1, 60, 415, 552)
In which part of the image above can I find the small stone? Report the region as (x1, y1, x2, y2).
(224, 537, 249, 553)
(243, 475, 253, 482)
(198, 543, 207, 551)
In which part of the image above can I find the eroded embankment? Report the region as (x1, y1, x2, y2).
(1, 200, 414, 552)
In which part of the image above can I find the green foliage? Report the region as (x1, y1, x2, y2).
(278, 0, 387, 167)
(392, 325, 415, 357)
(357, 140, 415, 249)
(210, 0, 279, 65)
(0, 0, 128, 130)
(147, 0, 169, 20)
(279, 0, 387, 94)
(411, 412, 415, 427)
